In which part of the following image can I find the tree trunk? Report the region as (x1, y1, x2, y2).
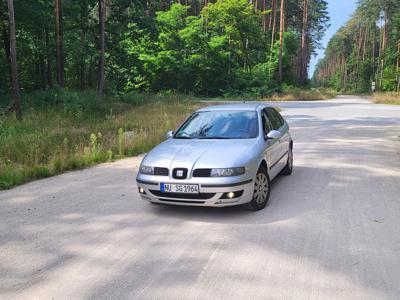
(2, 28, 12, 85)
(379, 6, 387, 89)
(269, 0, 276, 32)
(97, 0, 106, 96)
(376, 26, 383, 87)
(39, 54, 46, 89)
(341, 55, 345, 89)
(88, 55, 94, 88)
(362, 26, 368, 62)
(299, 0, 308, 85)
(268, 0, 277, 79)
(55, 0, 64, 87)
(356, 26, 362, 90)
(270, 0, 277, 51)
(45, 27, 52, 88)
(372, 31, 375, 75)
(80, 0, 88, 90)
(7, 0, 22, 120)
(262, 0, 266, 32)
(278, 0, 284, 83)
(396, 41, 400, 92)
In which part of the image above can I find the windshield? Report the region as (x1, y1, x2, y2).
(175, 111, 259, 139)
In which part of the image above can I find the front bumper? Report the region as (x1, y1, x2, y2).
(136, 174, 254, 207)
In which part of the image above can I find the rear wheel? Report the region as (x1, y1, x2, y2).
(281, 145, 293, 175)
(247, 166, 270, 211)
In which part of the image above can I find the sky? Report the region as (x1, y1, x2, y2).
(308, 0, 358, 77)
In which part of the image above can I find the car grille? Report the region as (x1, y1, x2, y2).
(193, 168, 212, 177)
(172, 168, 188, 179)
(150, 190, 215, 200)
(154, 167, 169, 176)
(159, 199, 206, 204)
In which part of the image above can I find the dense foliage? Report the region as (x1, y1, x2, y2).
(313, 0, 400, 93)
(0, 0, 329, 103)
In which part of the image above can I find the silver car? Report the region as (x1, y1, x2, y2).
(136, 103, 293, 211)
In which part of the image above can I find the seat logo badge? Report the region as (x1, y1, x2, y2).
(176, 170, 184, 177)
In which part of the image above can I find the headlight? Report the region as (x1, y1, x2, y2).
(210, 167, 245, 177)
(139, 165, 154, 175)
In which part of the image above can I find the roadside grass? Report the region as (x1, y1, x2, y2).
(0, 90, 204, 189)
(263, 87, 337, 101)
(373, 92, 400, 105)
(208, 87, 337, 102)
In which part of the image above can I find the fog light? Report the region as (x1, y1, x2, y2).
(139, 187, 145, 194)
(220, 190, 244, 199)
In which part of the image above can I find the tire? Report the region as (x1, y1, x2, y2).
(247, 165, 271, 211)
(281, 144, 293, 176)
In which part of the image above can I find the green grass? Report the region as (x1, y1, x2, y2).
(0, 89, 204, 189)
(374, 92, 400, 105)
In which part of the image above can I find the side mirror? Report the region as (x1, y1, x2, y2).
(166, 130, 174, 139)
(265, 130, 282, 140)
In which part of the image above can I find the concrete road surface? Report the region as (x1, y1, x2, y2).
(1, 95, 400, 300)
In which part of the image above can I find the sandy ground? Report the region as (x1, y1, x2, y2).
(0, 95, 399, 300)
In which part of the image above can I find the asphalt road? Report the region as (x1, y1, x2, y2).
(1, 95, 400, 300)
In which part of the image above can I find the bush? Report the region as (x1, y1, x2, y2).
(22, 88, 119, 120)
(119, 91, 145, 105)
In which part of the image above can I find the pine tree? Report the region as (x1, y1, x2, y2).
(6, 0, 21, 120)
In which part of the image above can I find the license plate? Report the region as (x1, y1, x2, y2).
(160, 183, 199, 194)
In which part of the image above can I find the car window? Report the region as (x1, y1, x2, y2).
(276, 111, 285, 125)
(266, 108, 284, 130)
(175, 111, 259, 139)
(261, 112, 272, 135)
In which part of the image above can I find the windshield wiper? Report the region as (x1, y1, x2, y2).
(197, 136, 233, 139)
(174, 132, 192, 139)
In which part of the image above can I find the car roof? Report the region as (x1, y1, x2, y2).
(196, 103, 273, 112)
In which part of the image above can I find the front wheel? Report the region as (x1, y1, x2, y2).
(247, 166, 271, 211)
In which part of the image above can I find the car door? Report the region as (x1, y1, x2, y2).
(266, 108, 287, 176)
(261, 109, 281, 179)
(274, 109, 291, 159)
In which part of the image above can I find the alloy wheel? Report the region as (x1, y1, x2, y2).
(254, 173, 269, 204)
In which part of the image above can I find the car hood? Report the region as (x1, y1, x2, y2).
(142, 138, 259, 170)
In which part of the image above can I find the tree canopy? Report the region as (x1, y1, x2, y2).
(313, 0, 400, 93)
(0, 0, 330, 106)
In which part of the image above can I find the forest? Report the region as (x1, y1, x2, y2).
(0, 0, 330, 119)
(313, 0, 400, 93)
